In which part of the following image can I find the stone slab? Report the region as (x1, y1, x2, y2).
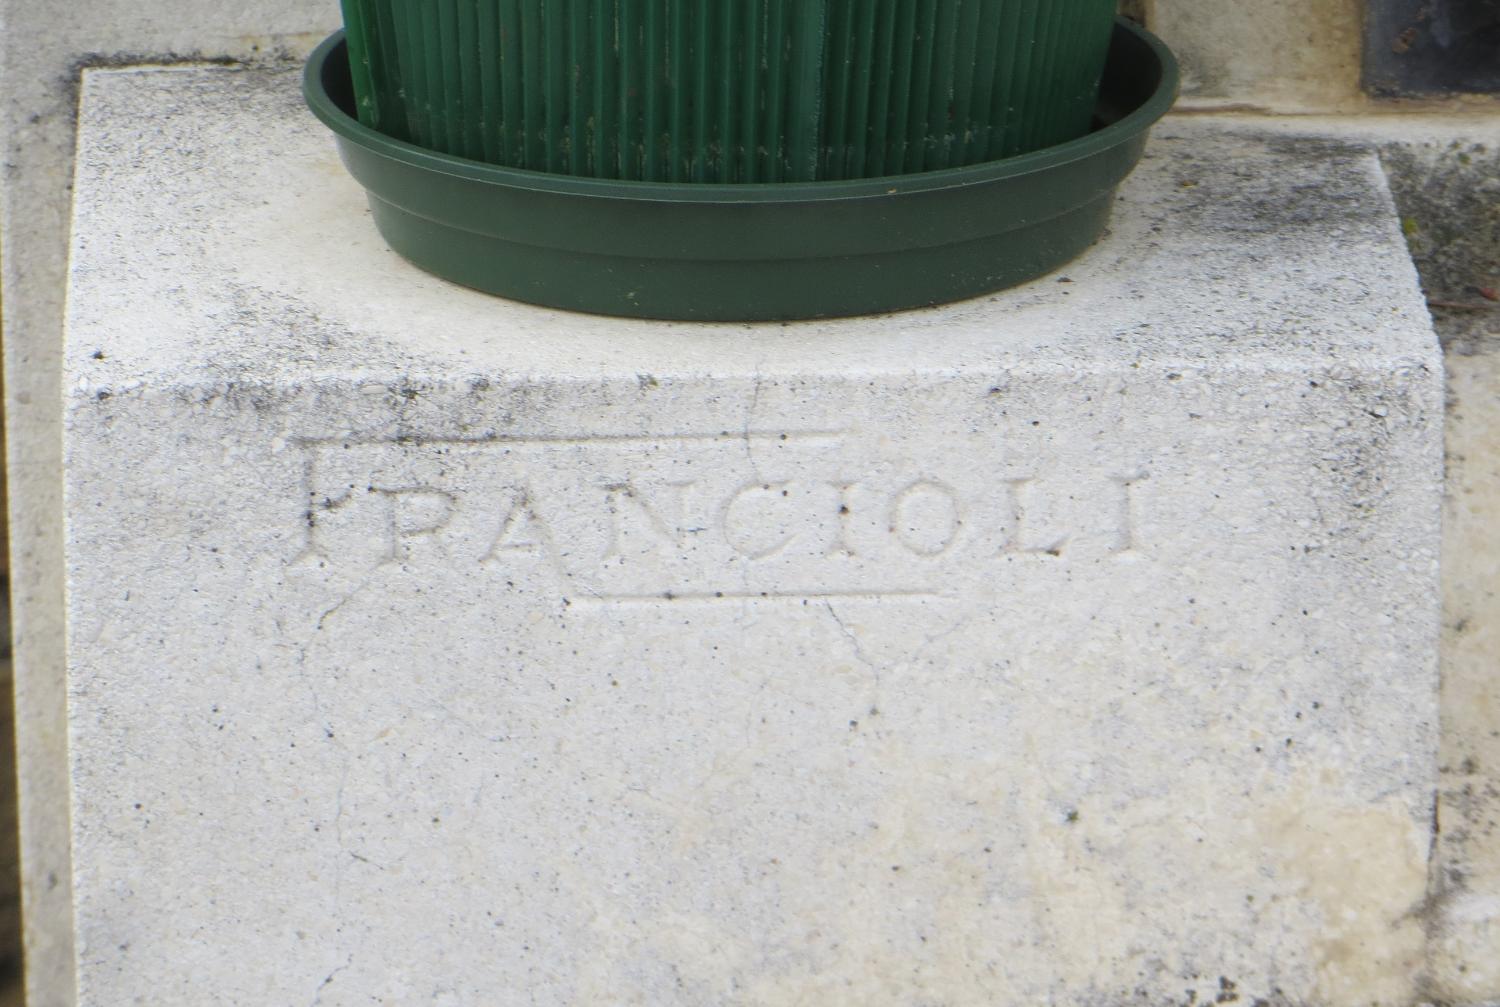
(63, 67, 1445, 1006)
(1190, 114, 1500, 1006)
(1, 5, 334, 1003)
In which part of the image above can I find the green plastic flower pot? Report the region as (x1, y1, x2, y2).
(339, 0, 1118, 183)
(305, 17, 1178, 321)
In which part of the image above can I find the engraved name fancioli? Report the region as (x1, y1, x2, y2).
(294, 432, 1147, 601)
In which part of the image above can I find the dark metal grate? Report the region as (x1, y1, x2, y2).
(1365, 0, 1500, 96)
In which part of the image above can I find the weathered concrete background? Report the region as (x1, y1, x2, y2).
(0, 6, 336, 1007)
(1432, 342, 1500, 1005)
(1151, 0, 1367, 109)
(1383, 137, 1500, 1007)
(1150, 0, 1500, 110)
(0, 426, 18, 1006)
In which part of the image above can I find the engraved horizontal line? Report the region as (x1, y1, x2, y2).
(570, 590, 945, 605)
(295, 431, 846, 449)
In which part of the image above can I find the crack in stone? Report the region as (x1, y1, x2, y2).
(308, 954, 353, 1007)
(823, 600, 882, 696)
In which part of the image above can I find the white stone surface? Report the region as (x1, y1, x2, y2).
(1429, 348, 1500, 1007)
(0, 4, 334, 1003)
(63, 67, 1445, 1005)
(1174, 116, 1500, 1007)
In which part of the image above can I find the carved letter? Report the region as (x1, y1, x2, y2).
(723, 483, 795, 560)
(604, 482, 697, 559)
(826, 482, 860, 557)
(999, 478, 1067, 557)
(379, 488, 457, 562)
(483, 489, 559, 566)
(295, 444, 325, 561)
(1110, 472, 1148, 554)
(890, 480, 961, 557)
